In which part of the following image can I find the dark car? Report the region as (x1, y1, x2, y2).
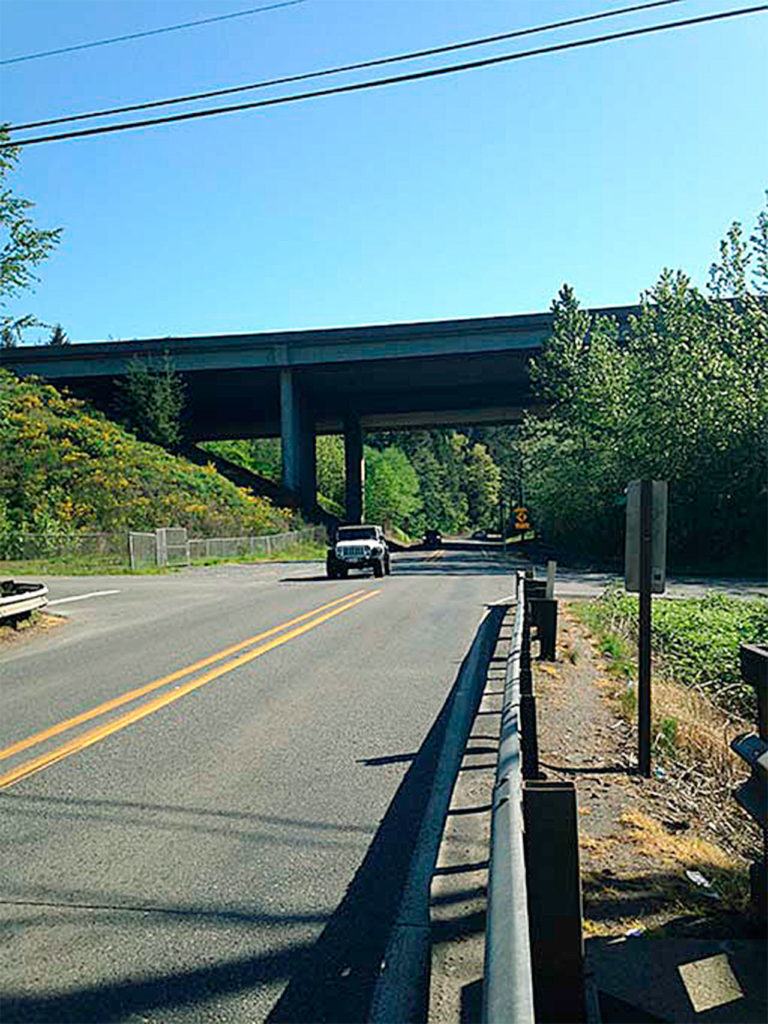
(424, 529, 442, 549)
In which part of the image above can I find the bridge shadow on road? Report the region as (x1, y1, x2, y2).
(281, 552, 521, 583)
(264, 630, 493, 1024)
(391, 554, 515, 577)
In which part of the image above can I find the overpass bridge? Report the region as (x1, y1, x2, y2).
(0, 306, 636, 521)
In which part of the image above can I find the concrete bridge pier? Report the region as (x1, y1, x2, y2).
(344, 414, 365, 524)
(280, 369, 316, 517)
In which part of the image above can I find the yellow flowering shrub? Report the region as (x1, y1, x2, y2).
(0, 370, 294, 540)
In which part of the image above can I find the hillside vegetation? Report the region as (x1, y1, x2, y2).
(0, 370, 293, 555)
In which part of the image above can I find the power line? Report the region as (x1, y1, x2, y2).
(8, 0, 686, 133)
(4, 5, 765, 150)
(0, 0, 308, 67)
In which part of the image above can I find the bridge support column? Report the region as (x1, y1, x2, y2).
(280, 369, 316, 516)
(344, 414, 365, 524)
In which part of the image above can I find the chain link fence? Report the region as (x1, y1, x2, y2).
(0, 532, 128, 564)
(185, 527, 326, 565)
(1, 526, 327, 571)
(127, 532, 157, 571)
(129, 526, 327, 570)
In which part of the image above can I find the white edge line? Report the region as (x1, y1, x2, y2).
(47, 590, 121, 606)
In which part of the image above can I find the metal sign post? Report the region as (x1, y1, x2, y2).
(625, 480, 668, 778)
(638, 481, 653, 777)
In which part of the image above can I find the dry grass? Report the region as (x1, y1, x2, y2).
(582, 915, 648, 938)
(0, 611, 62, 646)
(621, 809, 737, 871)
(651, 676, 748, 783)
(620, 809, 750, 915)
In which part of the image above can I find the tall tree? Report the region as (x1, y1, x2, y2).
(464, 441, 501, 528)
(116, 353, 186, 449)
(316, 435, 345, 510)
(364, 446, 422, 531)
(515, 197, 768, 569)
(47, 323, 69, 346)
(0, 127, 61, 346)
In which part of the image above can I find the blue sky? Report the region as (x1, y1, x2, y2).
(1, 0, 766, 342)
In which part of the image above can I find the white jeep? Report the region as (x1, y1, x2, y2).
(326, 525, 391, 579)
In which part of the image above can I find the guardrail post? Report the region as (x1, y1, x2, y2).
(732, 644, 768, 925)
(523, 780, 586, 1023)
(546, 560, 557, 599)
(520, 605, 533, 697)
(530, 598, 558, 661)
(520, 604, 540, 780)
(525, 578, 547, 601)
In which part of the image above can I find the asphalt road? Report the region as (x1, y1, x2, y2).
(0, 549, 519, 1023)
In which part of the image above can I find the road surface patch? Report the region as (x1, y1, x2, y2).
(0, 589, 378, 790)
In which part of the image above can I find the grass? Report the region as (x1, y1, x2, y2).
(574, 588, 768, 719)
(188, 540, 326, 567)
(572, 595, 753, 776)
(1, 554, 139, 577)
(620, 809, 750, 915)
(580, 808, 750, 937)
(0, 610, 64, 644)
(0, 541, 327, 577)
(387, 524, 414, 545)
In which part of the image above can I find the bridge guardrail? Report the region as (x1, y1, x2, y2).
(484, 567, 587, 1023)
(483, 570, 536, 1024)
(0, 580, 49, 624)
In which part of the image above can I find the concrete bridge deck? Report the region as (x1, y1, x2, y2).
(0, 306, 637, 520)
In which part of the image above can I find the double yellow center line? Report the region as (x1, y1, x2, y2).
(0, 589, 378, 790)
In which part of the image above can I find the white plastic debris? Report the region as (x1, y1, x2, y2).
(685, 870, 712, 889)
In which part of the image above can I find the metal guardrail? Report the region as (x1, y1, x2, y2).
(0, 580, 49, 623)
(370, 604, 507, 1024)
(484, 567, 587, 1023)
(483, 571, 535, 1024)
(732, 643, 768, 922)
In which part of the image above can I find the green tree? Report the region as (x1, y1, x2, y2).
(366, 427, 504, 533)
(116, 352, 186, 449)
(0, 128, 61, 346)
(464, 440, 501, 528)
(364, 445, 422, 530)
(473, 425, 525, 503)
(316, 435, 345, 509)
(514, 197, 768, 569)
(47, 323, 69, 346)
(203, 438, 282, 482)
